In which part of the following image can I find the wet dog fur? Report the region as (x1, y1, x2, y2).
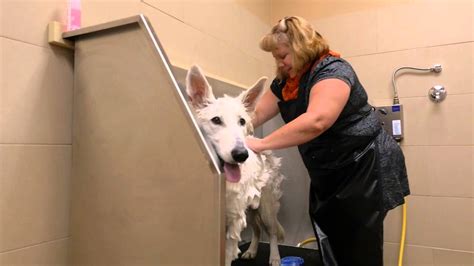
(186, 65, 285, 266)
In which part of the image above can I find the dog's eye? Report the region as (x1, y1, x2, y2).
(211, 117, 222, 125)
(239, 118, 246, 126)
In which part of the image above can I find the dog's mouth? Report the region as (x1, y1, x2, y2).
(218, 157, 241, 183)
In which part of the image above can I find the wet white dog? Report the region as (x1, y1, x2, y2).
(186, 65, 285, 266)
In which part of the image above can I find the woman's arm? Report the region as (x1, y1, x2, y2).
(246, 78, 350, 152)
(252, 88, 280, 128)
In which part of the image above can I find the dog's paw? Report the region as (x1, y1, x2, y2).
(269, 256, 281, 266)
(240, 250, 257, 260)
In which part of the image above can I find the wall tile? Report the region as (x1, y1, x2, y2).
(191, 34, 229, 82)
(0, 38, 73, 144)
(271, 2, 381, 57)
(227, 48, 264, 87)
(403, 146, 473, 198)
(409, 43, 473, 96)
(385, 243, 474, 266)
(347, 49, 417, 100)
(0, 38, 3, 140)
(433, 248, 474, 266)
(140, 3, 203, 69)
(385, 203, 404, 243)
(402, 94, 472, 146)
(347, 42, 473, 101)
(271, 0, 412, 22)
(81, 0, 141, 27)
(405, 196, 473, 251)
(237, 4, 272, 62)
(377, 1, 473, 52)
(0, 0, 4, 37)
(182, 32, 268, 87)
(140, 1, 272, 87)
(384, 242, 437, 266)
(142, 0, 187, 20)
(1, 0, 67, 47)
(310, 9, 378, 57)
(403, 196, 436, 248)
(0, 238, 68, 266)
(0, 145, 71, 252)
(403, 244, 435, 266)
(383, 242, 401, 266)
(180, 2, 242, 51)
(143, 0, 270, 62)
(430, 197, 473, 252)
(471, 42, 474, 87)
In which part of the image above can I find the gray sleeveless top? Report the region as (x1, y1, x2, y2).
(271, 56, 410, 211)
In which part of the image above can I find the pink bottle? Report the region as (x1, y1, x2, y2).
(67, 0, 81, 31)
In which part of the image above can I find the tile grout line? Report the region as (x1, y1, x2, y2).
(0, 35, 49, 49)
(369, 92, 474, 102)
(0, 143, 72, 146)
(400, 144, 474, 147)
(346, 40, 474, 59)
(384, 242, 474, 254)
(397, 92, 474, 99)
(407, 195, 474, 200)
(0, 237, 70, 255)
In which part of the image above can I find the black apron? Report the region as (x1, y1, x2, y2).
(277, 79, 385, 266)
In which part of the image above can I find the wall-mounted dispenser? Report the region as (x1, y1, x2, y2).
(374, 104, 404, 141)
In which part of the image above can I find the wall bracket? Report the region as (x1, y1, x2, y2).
(48, 21, 74, 50)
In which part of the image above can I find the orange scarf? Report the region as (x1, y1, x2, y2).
(282, 50, 341, 101)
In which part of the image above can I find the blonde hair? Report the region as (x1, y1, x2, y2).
(260, 16, 329, 78)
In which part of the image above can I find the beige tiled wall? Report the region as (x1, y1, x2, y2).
(0, 0, 273, 265)
(272, 0, 473, 265)
(79, 0, 274, 87)
(1, 0, 74, 263)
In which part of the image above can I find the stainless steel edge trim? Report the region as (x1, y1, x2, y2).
(137, 14, 222, 175)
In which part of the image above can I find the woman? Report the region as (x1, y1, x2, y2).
(245, 16, 410, 266)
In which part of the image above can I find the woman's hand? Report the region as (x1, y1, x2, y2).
(245, 136, 266, 153)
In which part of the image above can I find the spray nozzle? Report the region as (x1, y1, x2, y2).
(430, 64, 442, 73)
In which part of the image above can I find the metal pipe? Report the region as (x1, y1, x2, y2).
(391, 64, 442, 104)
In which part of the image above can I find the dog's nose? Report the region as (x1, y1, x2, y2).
(231, 148, 248, 163)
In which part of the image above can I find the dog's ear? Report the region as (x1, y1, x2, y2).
(186, 65, 215, 108)
(241, 76, 267, 111)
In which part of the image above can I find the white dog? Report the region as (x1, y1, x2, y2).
(186, 65, 285, 266)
